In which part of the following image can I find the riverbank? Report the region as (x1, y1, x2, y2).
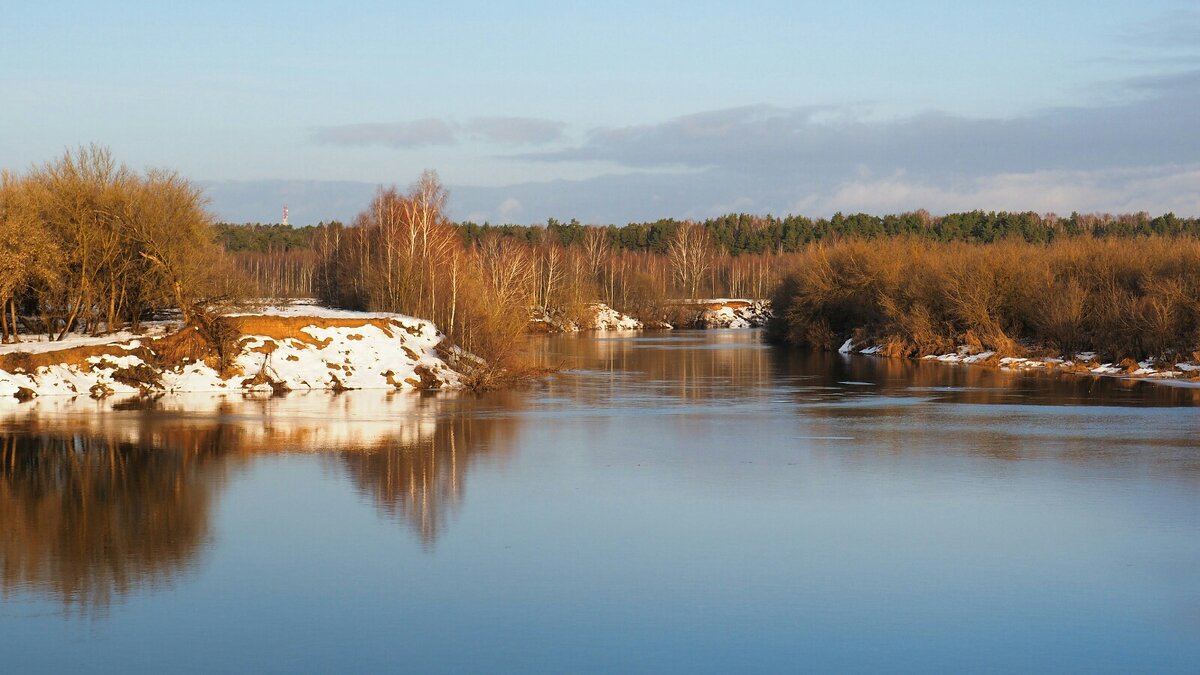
(529, 299, 772, 333)
(0, 306, 467, 402)
(686, 299, 772, 328)
(837, 338, 1200, 386)
(529, 303, 646, 332)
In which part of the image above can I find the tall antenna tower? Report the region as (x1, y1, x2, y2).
(282, 205, 289, 227)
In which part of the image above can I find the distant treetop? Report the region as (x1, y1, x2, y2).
(219, 210, 1200, 255)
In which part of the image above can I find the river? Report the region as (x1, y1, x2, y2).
(1, 330, 1198, 673)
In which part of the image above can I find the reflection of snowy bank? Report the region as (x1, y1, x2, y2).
(838, 339, 1200, 387)
(0, 307, 466, 403)
(0, 389, 523, 608)
(1, 390, 446, 452)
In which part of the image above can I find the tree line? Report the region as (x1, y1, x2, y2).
(457, 209, 1200, 254)
(0, 145, 236, 343)
(223, 209, 1200, 260)
(225, 207, 1200, 306)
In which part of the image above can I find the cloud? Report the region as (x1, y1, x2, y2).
(791, 165, 1200, 217)
(466, 117, 565, 145)
(262, 69, 1200, 224)
(313, 116, 565, 149)
(447, 162, 1200, 224)
(200, 161, 1200, 227)
(516, 70, 1200, 185)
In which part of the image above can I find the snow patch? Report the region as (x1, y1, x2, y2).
(838, 337, 1200, 386)
(694, 300, 772, 329)
(0, 309, 468, 402)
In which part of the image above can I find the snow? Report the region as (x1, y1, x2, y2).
(531, 303, 643, 332)
(839, 338, 1200, 386)
(694, 300, 772, 329)
(0, 306, 466, 403)
(591, 304, 642, 330)
(0, 331, 162, 355)
(229, 298, 417, 320)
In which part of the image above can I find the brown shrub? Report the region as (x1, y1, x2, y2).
(769, 236, 1200, 361)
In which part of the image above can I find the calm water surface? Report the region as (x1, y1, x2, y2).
(1, 330, 1198, 673)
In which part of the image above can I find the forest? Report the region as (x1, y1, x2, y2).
(223, 203, 1200, 325)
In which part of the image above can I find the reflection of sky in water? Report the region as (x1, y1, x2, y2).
(1, 329, 1198, 673)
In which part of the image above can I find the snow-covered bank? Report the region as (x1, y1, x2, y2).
(0, 307, 467, 402)
(837, 339, 1200, 386)
(528, 299, 770, 333)
(689, 299, 772, 329)
(530, 303, 644, 332)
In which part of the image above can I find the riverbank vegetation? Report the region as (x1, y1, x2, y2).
(767, 237, 1200, 362)
(222, 202, 1200, 333)
(0, 146, 238, 343)
(219, 188, 1200, 367)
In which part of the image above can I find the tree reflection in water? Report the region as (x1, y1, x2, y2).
(0, 391, 519, 612)
(0, 430, 224, 615)
(338, 396, 520, 546)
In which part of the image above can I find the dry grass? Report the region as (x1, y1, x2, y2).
(769, 237, 1200, 361)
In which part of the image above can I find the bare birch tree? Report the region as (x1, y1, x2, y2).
(667, 221, 713, 299)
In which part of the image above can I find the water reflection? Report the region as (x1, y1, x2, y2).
(532, 330, 1200, 407)
(529, 330, 1200, 485)
(530, 331, 776, 405)
(335, 395, 520, 546)
(0, 430, 223, 615)
(772, 348, 1200, 407)
(0, 391, 519, 611)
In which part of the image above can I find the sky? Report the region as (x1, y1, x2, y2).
(3, 1, 1199, 224)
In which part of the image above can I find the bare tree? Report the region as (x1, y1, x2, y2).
(0, 172, 57, 342)
(667, 221, 713, 299)
(125, 169, 230, 324)
(581, 227, 610, 281)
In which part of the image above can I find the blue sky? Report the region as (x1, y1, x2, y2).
(3, 1, 1199, 223)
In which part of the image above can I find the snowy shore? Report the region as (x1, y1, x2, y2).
(837, 339, 1200, 386)
(530, 299, 772, 333)
(0, 306, 466, 402)
(688, 299, 772, 329)
(530, 303, 645, 332)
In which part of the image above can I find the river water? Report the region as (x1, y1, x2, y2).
(1, 330, 1198, 673)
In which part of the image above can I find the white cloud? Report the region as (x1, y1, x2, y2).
(793, 165, 1200, 216)
(517, 70, 1200, 188)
